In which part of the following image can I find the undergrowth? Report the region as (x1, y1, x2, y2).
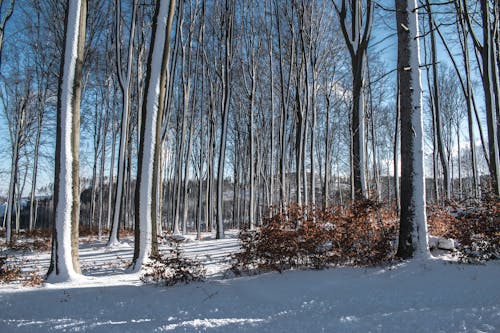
(141, 236, 206, 286)
(0, 256, 22, 283)
(232, 200, 398, 274)
(427, 196, 500, 262)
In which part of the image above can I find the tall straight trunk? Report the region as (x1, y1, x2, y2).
(275, 3, 288, 208)
(395, 0, 429, 259)
(394, 77, 400, 213)
(324, 94, 331, 208)
(173, 0, 188, 235)
(351, 66, 366, 200)
(458, 6, 479, 198)
(108, 0, 138, 246)
(70, 0, 86, 275)
(457, 125, 462, 198)
(432, 99, 439, 202)
(174, 92, 188, 235)
(89, 105, 101, 229)
(207, 91, 216, 232)
(423, 33, 439, 202)
(125, 135, 133, 229)
(310, 64, 317, 207)
(151, 0, 177, 254)
(244, 36, 256, 229)
(240, 0, 257, 227)
(29, 111, 44, 231)
(216, 0, 234, 239)
(196, 98, 203, 239)
(197, 172, 202, 239)
(182, 2, 204, 234)
(366, 57, 380, 199)
(249, 73, 256, 230)
(480, 0, 500, 196)
(426, 1, 450, 200)
(268, 0, 275, 213)
(298, 6, 309, 207)
(295, 85, 303, 206)
(5, 116, 20, 244)
(182, 98, 197, 233)
(98, 117, 107, 241)
(107, 121, 117, 229)
(47, 0, 86, 281)
(463, 0, 500, 196)
(132, 0, 174, 271)
(492, 2, 500, 161)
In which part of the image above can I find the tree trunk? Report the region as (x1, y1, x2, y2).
(132, 0, 175, 271)
(395, 0, 429, 259)
(216, 0, 234, 239)
(333, 0, 373, 201)
(108, 0, 138, 246)
(426, 1, 450, 200)
(47, 0, 87, 281)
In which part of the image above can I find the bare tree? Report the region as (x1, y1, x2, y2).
(47, 0, 87, 281)
(0, 0, 15, 70)
(107, 0, 138, 246)
(332, 0, 373, 200)
(395, 0, 429, 259)
(132, 0, 176, 271)
(462, 0, 500, 196)
(216, 0, 235, 239)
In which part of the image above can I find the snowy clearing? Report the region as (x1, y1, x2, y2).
(1, 231, 499, 333)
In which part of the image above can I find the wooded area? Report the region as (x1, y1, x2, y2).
(0, 0, 499, 280)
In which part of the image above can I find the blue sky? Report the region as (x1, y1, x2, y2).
(0, 0, 484, 196)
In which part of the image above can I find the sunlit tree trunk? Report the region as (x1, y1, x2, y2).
(132, 0, 175, 271)
(47, 0, 87, 281)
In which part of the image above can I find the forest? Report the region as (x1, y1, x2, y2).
(0, 0, 499, 331)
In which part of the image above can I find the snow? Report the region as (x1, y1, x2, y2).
(47, 0, 83, 283)
(429, 236, 456, 251)
(1, 231, 500, 333)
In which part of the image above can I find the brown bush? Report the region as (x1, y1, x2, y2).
(22, 272, 44, 287)
(232, 200, 398, 274)
(0, 256, 22, 283)
(428, 197, 499, 261)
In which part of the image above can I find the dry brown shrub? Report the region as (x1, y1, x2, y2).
(31, 239, 51, 251)
(0, 256, 22, 283)
(232, 200, 398, 274)
(427, 197, 500, 261)
(22, 272, 44, 287)
(23, 229, 52, 238)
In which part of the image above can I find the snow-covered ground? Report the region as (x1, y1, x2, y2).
(1, 231, 499, 332)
